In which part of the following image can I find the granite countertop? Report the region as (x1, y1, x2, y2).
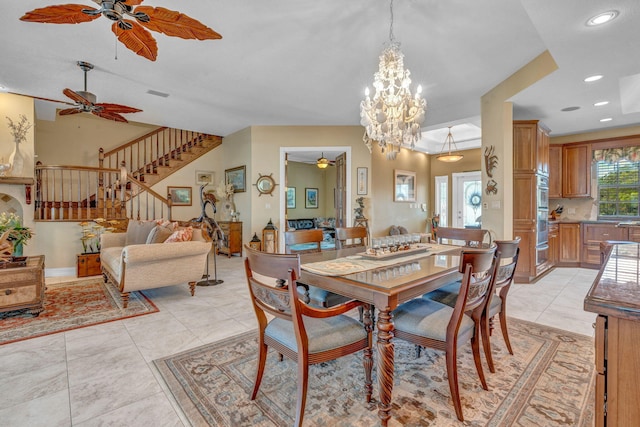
(584, 243, 640, 319)
(548, 219, 621, 225)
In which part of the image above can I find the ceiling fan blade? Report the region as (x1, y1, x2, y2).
(96, 103, 143, 114)
(136, 6, 222, 40)
(7, 92, 75, 106)
(58, 108, 83, 116)
(112, 20, 157, 61)
(123, 0, 145, 5)
(20, 5, 100, 24)
(63, 88, 92, 106)
(92, 110, 128, 123)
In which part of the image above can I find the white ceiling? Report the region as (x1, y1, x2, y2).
(1, 0, 639, 153)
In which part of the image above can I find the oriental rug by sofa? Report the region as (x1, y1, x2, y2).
(154, 318, 595, 426)
(0, 277, 158, 345)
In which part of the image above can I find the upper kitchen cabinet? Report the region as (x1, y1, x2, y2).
(562, 144, 591, 198)
(513, 120, 550, 175)
(549, 145, 562, 198)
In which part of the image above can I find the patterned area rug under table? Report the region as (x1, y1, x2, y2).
(154, 318, 595, 426)
(0, 277, 158, 345)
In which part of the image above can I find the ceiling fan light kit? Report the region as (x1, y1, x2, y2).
(20, 1, 222, 61)
(58, 60, 142, 123)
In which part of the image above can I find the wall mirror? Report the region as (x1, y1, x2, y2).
(255, 173, 276, 197)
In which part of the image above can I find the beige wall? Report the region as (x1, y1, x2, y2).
(370, 147, 430, 237)
(429, 148, 482, 226)
(480, 50, 558, 240)
(286, 161, 334, 219)
(35, 113, 159, 167)
(0, 93, 35, 178)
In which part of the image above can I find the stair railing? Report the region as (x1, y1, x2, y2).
(35, 164, 171, 221)
(99, 127, 210, 182)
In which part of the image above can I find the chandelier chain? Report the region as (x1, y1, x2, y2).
(389, 0, 395, 44)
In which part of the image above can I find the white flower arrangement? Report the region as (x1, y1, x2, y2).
(215, 181, 235, 200)
(6, 115, 32, 144)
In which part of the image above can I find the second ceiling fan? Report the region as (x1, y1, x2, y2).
(59, 61, 142, 123)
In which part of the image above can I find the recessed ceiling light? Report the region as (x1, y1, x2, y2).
(600, 118, 613, 122)
(584, 75, 603, 82)
(594, 101, 609, 107)
(586, 11, 619, 26)
(561, 106, 580, 112)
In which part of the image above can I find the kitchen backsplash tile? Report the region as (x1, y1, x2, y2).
(549, 197, 597, 221)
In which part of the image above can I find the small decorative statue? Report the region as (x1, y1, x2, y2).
(355, 197, 366, 219)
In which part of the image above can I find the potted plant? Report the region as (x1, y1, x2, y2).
(0, 213, 34, 256)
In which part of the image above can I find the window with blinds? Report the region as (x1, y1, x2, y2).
(597, 159, 640, 218)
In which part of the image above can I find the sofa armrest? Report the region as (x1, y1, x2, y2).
(101, 233, 126, 250)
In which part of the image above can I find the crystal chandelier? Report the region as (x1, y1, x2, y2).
(437, 126, 464, 162)
(360, 0, 427, 160)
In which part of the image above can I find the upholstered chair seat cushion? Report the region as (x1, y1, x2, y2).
(488, 295, 502, 316)
(265, 315, 367, 354)
(422, 281, 461, 307)
(393, 298, 475, 343)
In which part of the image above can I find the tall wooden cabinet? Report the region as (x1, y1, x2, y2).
(562, 144, 591, 197)
(217, 221, 242, 257)
(513, 120, 551, 282)
(558, 222, 581, 266)
(548, 145, 562, 198)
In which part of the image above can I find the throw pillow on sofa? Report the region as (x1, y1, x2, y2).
(146, 225, 175, 244)
(125, 220, 158, 246)
(164, 226, 194, 243)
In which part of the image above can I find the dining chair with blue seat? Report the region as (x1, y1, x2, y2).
(424, 238, 520, 373)
(244, 247, 373, 427)
(285, 229, 351, 308)
(392, 246, 499, 421)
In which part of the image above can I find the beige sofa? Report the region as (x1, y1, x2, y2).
(100, 222, 211, 307)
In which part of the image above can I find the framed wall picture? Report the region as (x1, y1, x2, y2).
(225, 165, 246, 193)
(394, 169, 416, 202)
(305, 188, 318, 209)
(357, 167, 368, 195)
(286, 187, 296, 209)
(168, 186, 192, 206)
(195, 170, 214, 186)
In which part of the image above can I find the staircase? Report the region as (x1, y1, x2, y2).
(35, 126, 222, 222)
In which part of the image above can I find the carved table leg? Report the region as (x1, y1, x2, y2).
(376, 306, 394, 426)
(363, 304, 373, 403)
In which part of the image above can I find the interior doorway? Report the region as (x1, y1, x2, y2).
(279, 147, 352, 250)
(452, 171, 482, 228)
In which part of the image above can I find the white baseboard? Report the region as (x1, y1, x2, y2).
(45, 267, 76, 278)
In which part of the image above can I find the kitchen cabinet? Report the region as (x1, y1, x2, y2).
(558, 222, 581, 266)
(548, 145, 562, 198)
(585, 244, 640, 426)
(581, 223, 628, 268)
(217, 221, 242, 257)
(562, 144, 591, 197)
(627, 226, 640, 242)
(513, 120, 550, 175)
(548, 222, 558, 266)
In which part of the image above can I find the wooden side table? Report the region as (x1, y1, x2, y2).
(77, 253, 101, 277)
(0, 255, 45, 316)
(217, 221, 243, 257)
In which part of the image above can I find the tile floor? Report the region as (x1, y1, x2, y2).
(0, 256, 599, 426)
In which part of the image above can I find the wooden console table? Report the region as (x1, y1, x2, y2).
(0, 255, 45, 316)
(217, 221, 242, 257)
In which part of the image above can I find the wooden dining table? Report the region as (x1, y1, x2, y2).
(299, 245, 462, 426)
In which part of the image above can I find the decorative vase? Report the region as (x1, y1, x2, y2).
(13, 241, 23, 257)
(9, 139, 24, 177)
(220, 198, 235, 221)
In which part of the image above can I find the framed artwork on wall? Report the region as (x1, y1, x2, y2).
(195, 170, 214, 186)
(305, 188, 318, 209)
(225, 165, 246, 193)
(168, 186, 192, 206)
(394, 169, 416, 202)
(286, 187, 296, 209)
(357, 167, 368, 195)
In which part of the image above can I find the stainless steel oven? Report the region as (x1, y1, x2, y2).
(537, 175, 549, 210)
(536, 243, 549, 265)
(537, 208, 549, 245)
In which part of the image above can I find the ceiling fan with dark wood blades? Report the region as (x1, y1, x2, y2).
(20, 1, 222, 61)
(58, 61, 142, 123)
